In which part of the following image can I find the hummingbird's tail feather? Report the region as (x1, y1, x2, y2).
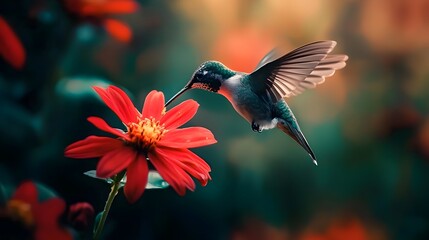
(277, 119, 317, 165)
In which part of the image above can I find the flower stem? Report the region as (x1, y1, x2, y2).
(93, 173, 124, 240)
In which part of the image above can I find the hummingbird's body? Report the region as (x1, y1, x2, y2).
(210, 68, 316, 161)
(220, 73, 286, 130)
(220, 73, 275, 129)
(165, 41, 348, 164)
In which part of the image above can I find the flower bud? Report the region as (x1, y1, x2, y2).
(68, 202, 94, 231)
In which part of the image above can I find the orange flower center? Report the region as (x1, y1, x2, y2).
(5, 200, 34, 227)
(127, 117, 166, 150)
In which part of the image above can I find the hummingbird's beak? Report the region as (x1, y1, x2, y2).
(165, 85, 191, 107)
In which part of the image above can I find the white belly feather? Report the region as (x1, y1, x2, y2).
(219, 75, 278, 131)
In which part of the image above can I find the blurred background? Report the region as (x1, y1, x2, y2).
(1, 0, 429, 239)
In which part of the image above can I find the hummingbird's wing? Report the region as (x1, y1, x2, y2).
(254, 48, 281, 70)
(248, 41, 348, 103)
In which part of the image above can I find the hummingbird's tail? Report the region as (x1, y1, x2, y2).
(277, 118, 317, 165)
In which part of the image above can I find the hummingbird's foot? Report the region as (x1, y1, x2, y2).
(252, 121, 262, 133)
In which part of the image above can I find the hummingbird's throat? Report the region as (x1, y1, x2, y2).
(127, 117, 167, 150)
(191, 83, 218, 92)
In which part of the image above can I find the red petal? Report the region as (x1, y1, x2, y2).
(34, 198, 72, 240)
(161, 100, 199, 130)
(158, 147, 211, 172)
(87, 116, 130, 140)
(124, 154, 149, 203)
(96, 146, 137, 178)
(141, 90, 165, 119)
(148, 151, 195, 195)
(104, 19, 132, 43)
(34, 198, 65, 226)
(156, 147, 211, 186)
(65, 136, 123, 159)
(79, 1, 138, 16)
(11, 181, 38, 204)
(0, 17, 25, 69)
(158, 127, 217, 148)
(107, 85, 140, 122)
(93, 86, 139, 124)
(35, 228, 72, 240)
(99, 1, 139, 14)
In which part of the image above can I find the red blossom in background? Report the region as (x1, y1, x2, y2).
(103, 18, 132, 43)
(68, 202, 95, 231)
(65, 86, 217, 203)
(63, 0, 139, 43)
(0, 181, 71, 240)
(0, 16, 25, 69)
(299, 217, 377, 240)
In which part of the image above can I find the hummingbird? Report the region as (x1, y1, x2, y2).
(165, 41, 348, 165)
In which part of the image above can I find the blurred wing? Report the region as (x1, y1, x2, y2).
(248, 41, 348, 103)
(254, 48, 280, 70)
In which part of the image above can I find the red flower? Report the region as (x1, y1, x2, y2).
(64, 0, 138, 17)
(300, 217, 374, 240)
(0, 16, 25, 69)
(63, 0, 139, 43)
(65, 86, 217, 203)
(68, 202, 95, 231)
(0, 181, 71, 240)
(103, 18, 132, 43)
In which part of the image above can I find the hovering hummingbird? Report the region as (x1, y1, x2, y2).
(165, 41, 348, 165)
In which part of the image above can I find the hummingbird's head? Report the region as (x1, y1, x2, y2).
(165, 61, 235, 107)
(186, 61, 235, 93)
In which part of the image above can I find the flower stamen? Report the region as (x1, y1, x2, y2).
(5, 200, 34, 227)
(127, 117, 166, 150)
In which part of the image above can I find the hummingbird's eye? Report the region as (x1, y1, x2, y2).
(195, 72, 203, 81)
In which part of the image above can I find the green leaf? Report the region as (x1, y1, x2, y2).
(93, 211, 104, 234)
(83, 170, 169, 189)
(83, 170, 99, 180)
(146, 170, 169, 189)
(35, 182, 58, 201)
(0, 183, 10, 205)
(84, 170, 127, 188)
